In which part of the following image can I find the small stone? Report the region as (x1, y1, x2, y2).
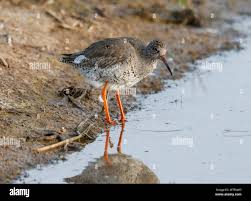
(60, 127, 66, 134)
(65, 38, 70, 44)
(98, 95, 104, 103)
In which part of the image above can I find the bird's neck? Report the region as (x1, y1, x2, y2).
(139, 58, 158, 78)
(137, 47, 158, 77)
(141, 49, 157, 68)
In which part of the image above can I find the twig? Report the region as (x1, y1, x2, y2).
(0, 56, 9, 67)
(45, 10, 62, 23)
(34, 132, 84, 153)
(75, 115, 98, 140)
(68, 96, 86, 112)
(35, 116, 98, 152)
(7, 35, 12, 46)
(45, 10, 75, 30)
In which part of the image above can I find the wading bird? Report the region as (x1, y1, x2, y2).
(60, 37, 173, 125)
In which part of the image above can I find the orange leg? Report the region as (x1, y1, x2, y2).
(117, 122, 125, 153)
(101, 81, 116, 125)
(104, 127, 112, 165)
(115, 90, 126, 122)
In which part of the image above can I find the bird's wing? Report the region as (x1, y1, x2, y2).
(60, 38, 140, 69)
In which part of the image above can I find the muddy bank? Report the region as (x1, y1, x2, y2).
(0, 0, 248, 183)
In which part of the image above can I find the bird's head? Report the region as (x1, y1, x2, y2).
(146, 40, 173, 76)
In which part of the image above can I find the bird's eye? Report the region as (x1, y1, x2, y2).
(153, 47, 159, 53)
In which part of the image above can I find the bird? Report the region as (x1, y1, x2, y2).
(59, 37, 173, 125)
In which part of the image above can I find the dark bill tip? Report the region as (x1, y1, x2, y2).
(160, 56, 173, 76)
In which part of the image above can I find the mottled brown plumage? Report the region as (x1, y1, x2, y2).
(59, 37, 172, 124)
(60, 37, 172, 90)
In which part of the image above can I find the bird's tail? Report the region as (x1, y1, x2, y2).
(58, 53, 75, 64)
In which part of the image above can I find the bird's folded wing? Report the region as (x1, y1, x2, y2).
(72, 38, 137, 69)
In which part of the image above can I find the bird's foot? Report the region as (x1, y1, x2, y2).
(117, 147, 122, 154)
(119, 116, 127, 123)
(104, 151, 112, 165)
(106, 118, 117, 126)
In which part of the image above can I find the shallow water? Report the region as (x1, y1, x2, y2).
(15, 17, 251, 184)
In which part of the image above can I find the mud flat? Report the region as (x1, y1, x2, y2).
(15, 16, 251, 184)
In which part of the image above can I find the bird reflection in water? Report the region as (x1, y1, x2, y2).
(65, 122, 159, 184)
(104, 122, 125, 165)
